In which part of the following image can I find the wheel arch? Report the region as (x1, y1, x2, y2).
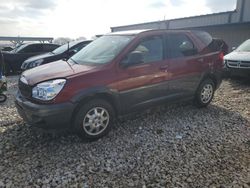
(199, 72, 219, 89)
(70, 87, 121, 125)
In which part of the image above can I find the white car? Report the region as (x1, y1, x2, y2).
(224, 39, 250, 77)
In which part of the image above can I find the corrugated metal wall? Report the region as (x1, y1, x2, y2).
(243, 0, 250, 22)
(111, 0, 250, 52)
(168, 13, 230, 29)
(195, 24, 250, 52)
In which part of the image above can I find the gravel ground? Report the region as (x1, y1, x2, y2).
(0, 76, 249, 188)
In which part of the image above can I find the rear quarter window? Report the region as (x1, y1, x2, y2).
(193, 31, 212, 45)
(165, 34, 198, 58)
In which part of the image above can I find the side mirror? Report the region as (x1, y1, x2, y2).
(121, 51, 144, 68)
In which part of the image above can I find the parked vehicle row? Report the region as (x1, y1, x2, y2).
(0, 40, 92, 75)
(16, 29, 224, 140)
(1, 43, 60, 75)
(21, 40, 92, 70)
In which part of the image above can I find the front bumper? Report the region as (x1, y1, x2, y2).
(223, 67, 250, 78)
(15, 92, 75, 130)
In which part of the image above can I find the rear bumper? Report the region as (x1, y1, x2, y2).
(15, 92, 75, 130)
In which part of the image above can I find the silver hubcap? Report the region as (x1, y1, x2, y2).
(83, 107, 109, 136)
(201, 84, 213, 103)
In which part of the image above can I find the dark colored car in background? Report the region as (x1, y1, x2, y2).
(21, 40, 92, 70)
(1, 43, 60, 75)
(16, 30, 223, 140)
(1, 46, 14, 52)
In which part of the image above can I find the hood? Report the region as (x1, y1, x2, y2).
(24, 52, 54, 63)
(21, 60, 97, 86)
(224, 51, 250, 61)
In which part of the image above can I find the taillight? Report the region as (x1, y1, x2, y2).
(219, 52, 224, 62)
(218, 52, 224, 68)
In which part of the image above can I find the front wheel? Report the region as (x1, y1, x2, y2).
(194, 79, 215, 107)
(0, 94, 7, 103)
(73, 99, 115, 140)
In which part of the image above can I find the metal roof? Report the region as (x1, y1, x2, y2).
(0, 36, 54, 46)
(0, 37, 53, 41)
(108, 29, 202, 36)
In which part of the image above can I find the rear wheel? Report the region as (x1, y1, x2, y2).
(0, 94, 7, 103)
(194, 79, 215, 107)
(73, 99, 114, 140)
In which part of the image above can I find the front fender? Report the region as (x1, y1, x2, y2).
(70, 86, 122, 115)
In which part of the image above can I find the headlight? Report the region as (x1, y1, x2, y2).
(29, 59, 44, 68)
(32, 79, 66, 101)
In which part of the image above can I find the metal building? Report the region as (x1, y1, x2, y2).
(111, 0, 250, 51)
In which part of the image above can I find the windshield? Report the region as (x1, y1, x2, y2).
(52, 41, 80, 54)
(70, 35, 134, 65)
(236, 39, 250, 52)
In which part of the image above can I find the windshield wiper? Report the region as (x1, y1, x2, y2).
(69, 58, 78, 64)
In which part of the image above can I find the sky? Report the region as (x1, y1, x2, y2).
(0, 0, 237, 39)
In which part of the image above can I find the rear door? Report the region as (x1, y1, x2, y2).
(116, 35, 171, 112)
(165, 33, 202, 98)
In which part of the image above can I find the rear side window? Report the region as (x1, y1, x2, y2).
(134, 36, 163, 63)
(43, 44, 58, 52)
(193, 31, 213, 47)
(165, 34, 197, 58)
(20, 44, 42, 53)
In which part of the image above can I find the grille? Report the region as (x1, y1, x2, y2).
(227, 60, 250, 69)
(19, 80, 32, 99)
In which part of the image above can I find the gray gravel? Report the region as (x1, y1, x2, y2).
(0, 76, 249, 188)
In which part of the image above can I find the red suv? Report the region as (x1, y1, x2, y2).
(15, 30, 223, 140)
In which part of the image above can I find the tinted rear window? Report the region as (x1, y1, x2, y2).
(43, 44, 59, 52)
(193, 31, 213, 46)
(165, 34, 197, 58)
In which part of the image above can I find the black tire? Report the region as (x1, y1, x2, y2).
(4, 63, 12, 76)
(73, 99, 115, 140)
(194, 78, 215, 108)
(0, 94, 7, 103)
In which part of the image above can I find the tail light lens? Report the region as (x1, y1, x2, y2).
(219, 52, 224, 62)
(218, 52, 224, 68)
